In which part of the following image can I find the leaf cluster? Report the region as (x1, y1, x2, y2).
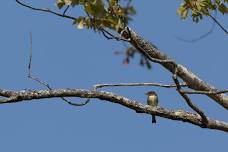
(177, 0, 228, 22)
(56, 0, 135, 31)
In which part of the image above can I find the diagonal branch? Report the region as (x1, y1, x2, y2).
(63, 5, 70, 16)
(172, 68, 208, 126)
(209, 14, 228, 35)
(15, 0, 228, 109)
(0, 88, 227, 132)
(119, 27, 228, 109)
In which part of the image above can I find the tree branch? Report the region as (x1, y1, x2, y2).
(27, 32, 90, 107)
(172, 68, 208, 126)
(93, 82, 187, 90)
(175, 10, 217, 43)
(15, 0, 228, 109)
(14, 0, 228, 127)
(100, 28, 130, 42)
(119, 27, 228, 109)
(209, 14, 228, 35)
(15, 0, 76, 20)
(182, 90, 228, 95)
(0, 88, 227, 132)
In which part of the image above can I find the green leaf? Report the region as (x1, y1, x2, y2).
(56, 0, 66, 9)
(84, 0, 107, 18)
(218, 3, 228, 14)
(177, 5, 188, 19)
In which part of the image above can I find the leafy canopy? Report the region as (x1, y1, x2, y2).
(56, 0, 228, 30)
(56, 0, 135, 31)
(177, 0, 228, 22)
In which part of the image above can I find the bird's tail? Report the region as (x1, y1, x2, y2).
(152, 115, 156, 124)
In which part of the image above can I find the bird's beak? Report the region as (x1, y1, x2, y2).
(145, 92, 148, 95)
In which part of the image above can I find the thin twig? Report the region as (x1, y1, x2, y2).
(16, 0, 76, 21)
(181, 90, 228, 95)
(101, 28, 130, 42)
(93, 82, 188, 91)
(28, 32, 32, 77)
(28, 32, 89, 106)
(175, 10, 217, 43)
(146, 55, 175, 64)
(209, 14, 228, 35)
(63, 5, 70, 16)
(172, 67, 208, 126)
(175, 18, 215, 42)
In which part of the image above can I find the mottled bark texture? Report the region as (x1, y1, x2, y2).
(119, 27, 228, 109)
(0, 89, 227, 132)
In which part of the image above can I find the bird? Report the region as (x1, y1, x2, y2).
(145, 91, 158, 123)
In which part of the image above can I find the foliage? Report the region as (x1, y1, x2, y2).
(56, 0, 227, 29)
(177, 0, 228, 22)
(56, 0, 135, 31)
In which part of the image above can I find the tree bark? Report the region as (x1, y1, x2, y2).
(0, 88, 227, 132)
(119, 27, 228, 109)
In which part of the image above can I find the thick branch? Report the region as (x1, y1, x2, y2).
(0, 88, 227, 132)
(119, 27, 228, 109)
(15, 0, 228, 109)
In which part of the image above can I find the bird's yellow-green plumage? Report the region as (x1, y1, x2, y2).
(147, 95, 158, 107)
(145, 91, 158, 123)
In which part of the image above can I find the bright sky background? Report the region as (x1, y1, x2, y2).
(0, 0, 227, 151)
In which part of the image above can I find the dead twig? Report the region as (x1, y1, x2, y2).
(209, 14, 228, 35)
(63, 5, 70, 16)
(175, 11, 217, 43)
(28, 32, 89, 106)
(181, 90, 228, 95)
(16, 0, 76, 21)
(93, 82, 188, 91)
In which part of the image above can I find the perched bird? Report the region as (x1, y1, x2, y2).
(145, 91, 158, 123)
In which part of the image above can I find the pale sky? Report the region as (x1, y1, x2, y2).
(0, 1, 227, 151)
